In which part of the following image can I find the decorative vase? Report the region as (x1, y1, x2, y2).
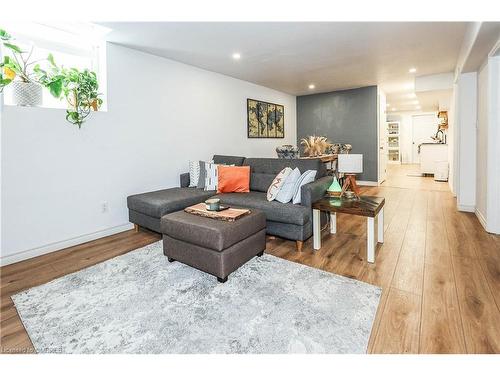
(12, 81, 43, 107)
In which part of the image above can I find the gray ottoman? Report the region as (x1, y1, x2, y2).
(161, 209, 266, 282)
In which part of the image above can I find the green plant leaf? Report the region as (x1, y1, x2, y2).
(3, 42, 23, 53)
(47, 53, 56, 67)
(48, 78, 63, 98)
(0, 29, 11, 40)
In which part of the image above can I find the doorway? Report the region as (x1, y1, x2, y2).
(411, 114, 438, 163)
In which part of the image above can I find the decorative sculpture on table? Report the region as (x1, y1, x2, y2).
(327, 143, 352, 155)
(327, 176, 343, 197)
(300, 135, 331, 157)
(276, 145, 299, 159)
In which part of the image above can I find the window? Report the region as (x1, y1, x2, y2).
(1, 22, 108, 110)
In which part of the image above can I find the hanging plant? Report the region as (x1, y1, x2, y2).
(35, 57, 103, 128)
(1, 27, 103, 127)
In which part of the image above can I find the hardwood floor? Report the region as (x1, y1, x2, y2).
(1, 164, 500, 354)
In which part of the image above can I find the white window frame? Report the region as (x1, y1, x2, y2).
(1, 23, 107, 111)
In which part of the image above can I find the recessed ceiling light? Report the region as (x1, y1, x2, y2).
(308, 84, 315, 89)
(409, 68, 417, 73)
(232, 52, 241, 60)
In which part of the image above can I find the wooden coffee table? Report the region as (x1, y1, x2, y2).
(312, 196, 385, 263)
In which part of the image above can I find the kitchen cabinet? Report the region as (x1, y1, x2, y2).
(420, 143, 448, 174)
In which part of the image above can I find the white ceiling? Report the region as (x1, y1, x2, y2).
(101, 22, 469, 110)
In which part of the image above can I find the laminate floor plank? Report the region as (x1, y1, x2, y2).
(452, 255, 500, 353)
(371, 287, 422, 354)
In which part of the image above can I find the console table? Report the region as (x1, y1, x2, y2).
(311, 196, 385, 263)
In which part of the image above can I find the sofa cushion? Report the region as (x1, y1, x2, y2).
(213, 155, 245, 166)
(217, 165, 250, 193)
(243, 158, 326, 192)
(161, 209, 266, 251)
(127, 188, 215, 218)
(292, 170, 317, 204)
(275, 167, 301, 203)
(267, 167, 291, 201)
(214, 191, 311, 225)
(188, 161, 201, 187)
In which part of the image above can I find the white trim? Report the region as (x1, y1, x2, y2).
(0, 223, 134, 267)
(458, 204, 475, 212)
(475, 209, 488, 231)
(357, 180, 378, 186)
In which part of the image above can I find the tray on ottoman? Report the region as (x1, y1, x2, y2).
(161, 208, 266, 282)
(184, 203, 250, 221)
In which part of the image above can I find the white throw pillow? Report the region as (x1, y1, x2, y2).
(292, 170, 317, 204)
(188, 161, 201, 187)
(267, 167, 292, 201)
(275, 167, 301, 203)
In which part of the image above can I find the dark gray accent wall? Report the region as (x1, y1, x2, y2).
(296, 86, 378, 182)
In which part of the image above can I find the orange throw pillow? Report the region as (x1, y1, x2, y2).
(217, 165, 250, 193)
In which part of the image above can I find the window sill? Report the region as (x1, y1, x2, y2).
(2, 102, 108, 112)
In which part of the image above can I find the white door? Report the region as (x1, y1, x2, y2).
(412, 114, 438, 163)
(378, 91, 387, 183)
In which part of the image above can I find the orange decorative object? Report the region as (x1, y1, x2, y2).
(217, 165, 250, 193)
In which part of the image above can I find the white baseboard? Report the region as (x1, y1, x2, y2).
(458, 204, 475, 212)
(0, 223, 134, 267)
(357, 180, 379, 186)
(475, 209, 488, 231)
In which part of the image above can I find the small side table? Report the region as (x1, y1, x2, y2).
(312, 196, 385, 263)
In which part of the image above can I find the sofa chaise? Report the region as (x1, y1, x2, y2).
(127, 155, 333, 251)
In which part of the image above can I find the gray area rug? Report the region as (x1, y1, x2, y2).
(12, 241, 381, 354)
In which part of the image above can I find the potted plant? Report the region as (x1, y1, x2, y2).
(0, 29, 44, 106)
(1, 27, 104, 127)
(35, 56, 103, 128)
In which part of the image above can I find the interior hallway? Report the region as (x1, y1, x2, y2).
(1, 164, 500, 353)
(381, 163, 450, 191)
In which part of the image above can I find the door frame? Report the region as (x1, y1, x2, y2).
(410, 113, 439, 164)
(377, 89, 387, 184)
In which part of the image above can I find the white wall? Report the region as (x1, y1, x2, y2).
(447, 85, 456, 194)
(455, 72, 477, 212)
(489, 56, 500, 234)
(0, 43, 297, 265)
(476, 61, 489, 226)
(475, 56, 500, 234)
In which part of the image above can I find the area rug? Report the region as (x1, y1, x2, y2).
(12, 241, 381, 354)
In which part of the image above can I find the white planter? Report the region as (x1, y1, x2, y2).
(12, 81, 43, 107)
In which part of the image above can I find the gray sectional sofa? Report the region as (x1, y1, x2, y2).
(127, 155, 333, 250)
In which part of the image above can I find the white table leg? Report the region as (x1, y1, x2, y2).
(377, 208, 384, 243)
(367, 216, 378, 263)
(313, 209, 321, 250)
(330, 212, 337, 234)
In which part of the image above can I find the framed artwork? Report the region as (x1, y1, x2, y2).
(247, 98, 284, 138)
